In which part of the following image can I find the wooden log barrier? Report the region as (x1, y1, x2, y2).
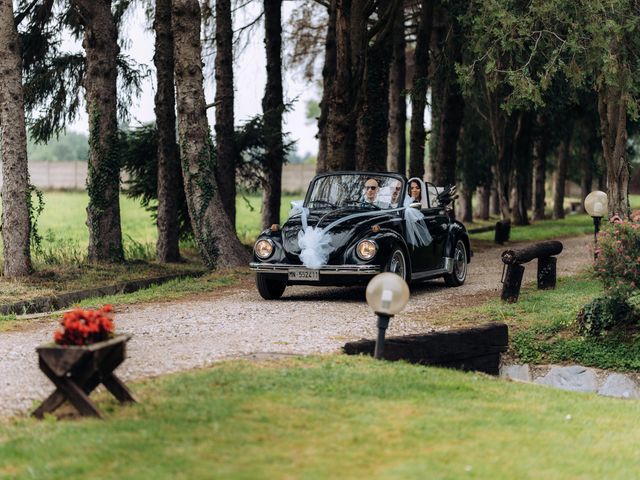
(501, 240, 563, 265)
(500, 240, 563, 302)
(343, 323, 508, 375)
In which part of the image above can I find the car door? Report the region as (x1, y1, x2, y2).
(422, 207, 449, 269)
(422, 182, 449, 270)
(407, 207, 432, 273)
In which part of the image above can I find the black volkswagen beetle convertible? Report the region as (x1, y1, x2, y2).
(250, 171, 471, 299)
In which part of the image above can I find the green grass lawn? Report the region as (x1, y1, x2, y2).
(469, 194, 640, 243)
(1, 356, 639, 479)
(33, 191, 299, 256)
(234, 192, 300, 244)
(470, 214, 595, 242)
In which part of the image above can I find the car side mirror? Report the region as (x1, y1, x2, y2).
(409, 202, 422, 209)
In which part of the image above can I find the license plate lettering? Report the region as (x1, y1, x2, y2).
(288, 269, 320, 281)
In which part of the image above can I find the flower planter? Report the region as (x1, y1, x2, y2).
(33, 334, 137, 419)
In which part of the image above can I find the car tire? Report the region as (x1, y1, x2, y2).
(256, 273, 287, 300)
(384, 246, 409, 283)
(444, 239, 468, 287)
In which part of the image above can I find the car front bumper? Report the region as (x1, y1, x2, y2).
(249, 262, 381, 275)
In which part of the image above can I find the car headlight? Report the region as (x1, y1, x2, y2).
(254, 239, 274, 259)
(356, 239, 377, 260)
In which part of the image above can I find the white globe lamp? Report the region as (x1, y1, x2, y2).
(365, 273, 410, 359)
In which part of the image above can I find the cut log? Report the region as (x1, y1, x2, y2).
(501, 240, 563, 265)
(467, 225, 495, 234)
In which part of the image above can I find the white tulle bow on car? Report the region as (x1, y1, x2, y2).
(288, 199, 432, 269)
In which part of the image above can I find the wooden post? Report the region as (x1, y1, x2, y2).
(537, 256, 557, 290)
(501, 264, 525, 303)
(494, 220, 511, 245)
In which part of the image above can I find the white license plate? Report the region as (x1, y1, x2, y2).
(288, 269, 320, 281)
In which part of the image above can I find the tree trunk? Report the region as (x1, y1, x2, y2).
(484, 80, 515, 221)
(531, 117, 547, 221)
(408, 0, 433, 179)
(154, 0, 181, 262)
(214, 0, 237, 227)
(597, 84, 630, 218)
(72, 0, 124, 262)
(0, 0, 32, 276)
(355, 2, 396, 171)
(324, 0, 367, 171)
(433, 86, 464, 186)
(457, 185, 472, 222)
(261, 0, 284, 229)
(387, 1, 406, 174)
(475, 186, 490, 220)
(552, 123, 573, 220)
(172, 0, 249, 268)
(579, 144, 593, 214)
(509, 112, 532, 226)
(316, 0, 336, 173)
(432, 7, 464, 187)
(494, 119, 516, 221)
(490, 170, 500, 216)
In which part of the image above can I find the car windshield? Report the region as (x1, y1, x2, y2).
(305, 173, 404, 210)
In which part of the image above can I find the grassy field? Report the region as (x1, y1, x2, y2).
(469, 194, 640, 242)
(469, 214, 594, 242)
(32, 191, 299, 258)
(1, 356, 640, 479)
(235, 192, 300, 244)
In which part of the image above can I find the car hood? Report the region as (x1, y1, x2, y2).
(281, 208, 392, 261)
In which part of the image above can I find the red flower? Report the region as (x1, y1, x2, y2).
(53, 305, 116, 346)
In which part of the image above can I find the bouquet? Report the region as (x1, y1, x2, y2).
(54, 305, 115, 346)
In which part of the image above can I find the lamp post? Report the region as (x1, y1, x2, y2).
(365, 273, 410, 359)
(584, 190, 608, 259)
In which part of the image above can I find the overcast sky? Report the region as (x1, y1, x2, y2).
(67, 3, 320, 157)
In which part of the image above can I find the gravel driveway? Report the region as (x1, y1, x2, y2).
(0, 235, 593, 417)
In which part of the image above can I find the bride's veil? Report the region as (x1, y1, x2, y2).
(407, 177, 429, 208)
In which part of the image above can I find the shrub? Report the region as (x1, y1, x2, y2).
(576, 296, 635, 336)
(593, 212, 640, 298)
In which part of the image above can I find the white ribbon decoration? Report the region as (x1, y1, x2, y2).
(288, 199, 432, 268)
(290, 201, 332, 268)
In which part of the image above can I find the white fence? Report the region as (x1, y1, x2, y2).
(0, 161, 316, 193)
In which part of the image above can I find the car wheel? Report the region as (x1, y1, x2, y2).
(384, 246, 409, 282)
(444, 239, 468, 287)
(256, 273, 287, 300)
